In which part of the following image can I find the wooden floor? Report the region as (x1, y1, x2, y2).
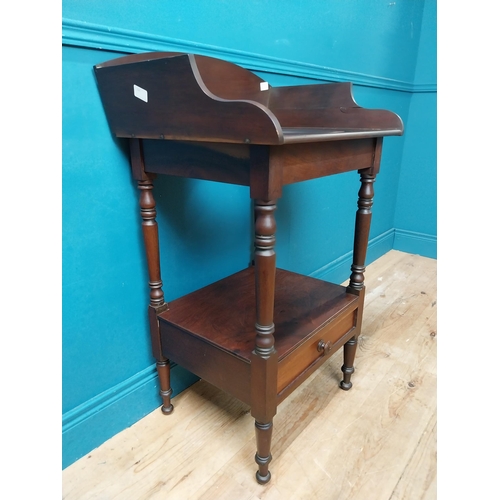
(62, 250, 437, 500)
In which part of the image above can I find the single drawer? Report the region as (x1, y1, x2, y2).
(277, 309, 357, 394)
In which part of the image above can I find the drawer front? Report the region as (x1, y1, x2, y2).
(277, 309, 356, 394)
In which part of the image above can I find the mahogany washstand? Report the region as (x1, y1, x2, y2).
(94, 52, 403, 484)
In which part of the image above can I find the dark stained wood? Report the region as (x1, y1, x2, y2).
(269, 81, 356, 112)
(94, 52, 403, 145)
(269, 81, 403, 133)
(371, 137, 384, 175)
(254, 420, 273, 484)
(279, 138, 375, 185)
(250, 196, 279, 483)
(157, 268, 359, 361)
(130, 139, 165, 316)
(93, 51, 404, 485)
(341, 169, 376, 391)
(249, 147, 283, 200)
(147, 305, 164, 362)
(160, 322, 252, 405)
(142, 140, 251, 186)
(348, 170, 376, 293)
(340, 336, 358, 391)
(252, 200, 278, 356)
(193, 54, 270, 106)
(156, 360, 174, 414)
(129, 138, 149, 181)
(137, 178, 165, 308)
(131, 148, 173, 413)
(94, 53, 283, 145)
(142, 137, 376, 188)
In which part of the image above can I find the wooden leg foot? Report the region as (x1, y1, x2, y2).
(157, 360, 174, 415)
(340, 337, 357, 390)
(339, 368, 354, 391)
(255, 468, 271, 485)
(255, 421, 273, 484)
(160, 391, 174, 414)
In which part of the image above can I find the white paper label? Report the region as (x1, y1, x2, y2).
(134, 85, 148, 103)
(260, 81, 269, 91)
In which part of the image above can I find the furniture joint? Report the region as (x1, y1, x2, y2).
(153, 302, 169, 314)
(253, 346, 276, 358)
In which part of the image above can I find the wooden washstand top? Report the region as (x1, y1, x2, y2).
(94, 52, 403, 146)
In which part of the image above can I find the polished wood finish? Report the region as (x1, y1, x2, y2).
(158, 267, 360, 406)
(93, 52, 403, 484)
(141, 137, 379, 186)
(348, 170, 376, 293)
(340, 167, 377, 390)
(95, 53, 402, 145)
(250, 196, 278, 483)
(158, 268, 358, 360)
(62, 251, 437, 500)
(131, 139, 172, 414)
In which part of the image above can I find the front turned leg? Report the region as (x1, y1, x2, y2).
(251, 199, 278, 484)
(255, 421, 273, 484)
(342, 170, 376, 390)
(340, 336, 358, 390)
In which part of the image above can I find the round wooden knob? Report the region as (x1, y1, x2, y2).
(317, 339, 332, 354)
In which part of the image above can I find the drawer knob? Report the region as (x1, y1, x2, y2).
(317, 339, 333, 354)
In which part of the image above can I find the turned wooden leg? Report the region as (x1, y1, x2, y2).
(340, 336, 357, 390)
(157, 360, 174, 414)
(343, 170, 376, 390)
(137, 172, 173, 414)
(251, 199, 278, 485)
(255, 421, 273, 484)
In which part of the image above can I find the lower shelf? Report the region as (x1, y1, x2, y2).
(158, 267, 359, 404)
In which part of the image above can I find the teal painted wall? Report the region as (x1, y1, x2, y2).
(394, 0, 437, 257)
(62, 0, 436, 468)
